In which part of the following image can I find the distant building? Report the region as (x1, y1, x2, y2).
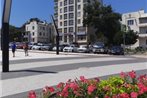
(121, 10, 147, 48)
(24, 18, 53, 43)
(54, 0, 102, 45)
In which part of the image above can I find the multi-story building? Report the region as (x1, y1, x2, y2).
(24, 18, 53, 43)
(121, 10, 147, 48)
(54, 0, 102, 45)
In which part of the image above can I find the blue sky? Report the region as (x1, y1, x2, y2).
(0, 0, 147, 27)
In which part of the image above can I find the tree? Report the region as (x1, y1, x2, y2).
(113, 30, 138, 46)
(125, 30, 138, 45)
(83, 0, 121, 45)
(9, 25, 25, 42)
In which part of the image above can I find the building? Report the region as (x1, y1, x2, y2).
(121, 10, 147, 48)
(54, 0, 102, 45)
(24, 18, 53, 43)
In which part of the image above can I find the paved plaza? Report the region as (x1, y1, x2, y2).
(0, 50, 147, 98)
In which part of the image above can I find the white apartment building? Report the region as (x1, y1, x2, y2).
(54, 0, 102, 45)
(121, 10, 147, 48)
(25, 18, 53, 43)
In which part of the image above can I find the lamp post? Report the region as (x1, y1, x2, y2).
(51, 15, 59, 55)
(1, 0, 12, 72)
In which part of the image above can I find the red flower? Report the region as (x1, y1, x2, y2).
(94, 77, 100, 82)
(128, 70, 136, 79)
(80, 76, 86, 82)
(138, 83, 147, 95)
(130, 92, 138, 98)
(42, 86, 48, 94)
(112, 95, 118, 98)
(119, 93, 129, 98)
(28, 90, 36, 98)
(63, 84, 69, 92)
(69, 82, 79, 91)
(87, 85, 96, 94)
(105, 95, 110, 98)
(80, 76, 88, 83)
(120, 72, 127, 78)
(57, 82, 64, 88)
(48, 87, 55, 93)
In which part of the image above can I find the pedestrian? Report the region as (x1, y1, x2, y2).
(23, 42, 29, 56)
(12, 42, 16, 57)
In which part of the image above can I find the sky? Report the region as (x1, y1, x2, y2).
(0, 0, 147, 27)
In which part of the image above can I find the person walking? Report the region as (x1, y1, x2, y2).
(12, 42, 16, 57)
(23, 42, 29, 56)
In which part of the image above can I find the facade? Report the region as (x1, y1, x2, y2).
(54, 0, 102, 45)
(121, 10, 147, 48)
(25, 18, 53, 43)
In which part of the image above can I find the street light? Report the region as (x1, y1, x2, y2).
(1, 0, 12, 72)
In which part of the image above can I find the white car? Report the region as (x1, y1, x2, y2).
(77, 45, 89, 53)
(52, 46, 62, 51)
(63, 45, 78, 52)
(31, 45, 42, 50)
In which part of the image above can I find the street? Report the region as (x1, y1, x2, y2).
(0, 50, 147, 98)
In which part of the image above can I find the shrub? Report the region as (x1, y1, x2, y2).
(28, 71, 147, 98)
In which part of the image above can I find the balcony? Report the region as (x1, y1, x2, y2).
(139, 23, 147, 27)
(138, 33, 147, 38)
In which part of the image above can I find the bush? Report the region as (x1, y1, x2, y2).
(28, 71, 147, 98)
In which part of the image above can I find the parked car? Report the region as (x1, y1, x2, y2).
(52, 46, 62, 51)
(92, 42, 105, 53)
(109, 46, 124, 55)
(31, 45, 42, 50)
(77, 45, 89, 53)
(63, 45, 78, 52)
(16, 43, 24, 49)
(41, 44, 52, 51)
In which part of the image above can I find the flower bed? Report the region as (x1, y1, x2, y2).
(28, 71, 147, 98)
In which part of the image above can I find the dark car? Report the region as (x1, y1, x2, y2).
(92, 42, 105, 54)
(109, 46, 124, 55)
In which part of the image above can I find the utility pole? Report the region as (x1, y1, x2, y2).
(74, 0, 77, 43)
(51, 15, 59, 55)
(2, 0, 12, 72)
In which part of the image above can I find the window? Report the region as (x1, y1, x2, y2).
(69, 0, 74, 4)
(64, 21, 67, 26)
(69, 20, 74, 26)
(78, 35, 86, 40)
(127, 20, 134, 25)
(78, 0, 81, 2)
(60, 2, 62, 6)
(43, 27, 45, 30)
(43, 33, 45, 36)
(60, 15, 62, 19)
(64, 28, 67, 33)
(32, 26, 35, 30)
(69, 6, 74, 11)
(78, 5, 81, 10)
(64, 14, 67, 19)
(64, 7, 67, 13)
(64, 36, 67, 42)
(78, 19, 81, 24)
(64, 0, 67, 6)
(69, 27, 74, 32)
(77, 12, 81, 17)
(60, 8, 62, 13)
(32, 38, 35, 42)
(59, 36, 62, 41)
(58, 29, 62, 33)
(69, 13, 74, 19)
(60, 22, 62, 26)
(39, 32, 42, 36)
(32, 32, 35, 36)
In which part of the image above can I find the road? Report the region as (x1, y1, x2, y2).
(0, 50, 147, 98)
